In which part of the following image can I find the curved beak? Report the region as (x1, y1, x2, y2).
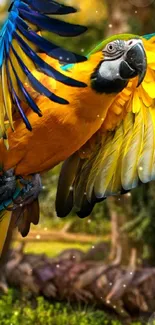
(119, 42, 147, 87)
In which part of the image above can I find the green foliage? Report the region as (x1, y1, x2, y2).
(21, 240, 90, 257)
(0, 290, 149, 325)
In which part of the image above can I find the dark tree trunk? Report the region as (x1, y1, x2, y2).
(3, 244, 155, 321)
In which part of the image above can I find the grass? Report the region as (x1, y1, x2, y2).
(0, 290, 150, 325)
(13, 240, 91, 257)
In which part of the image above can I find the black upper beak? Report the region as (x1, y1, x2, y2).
(119, 42, 147, 87)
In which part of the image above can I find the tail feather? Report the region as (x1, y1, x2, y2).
(0, 196, 40, 256)
(55, 153, 80, 218)
(15, 199, 40, 237)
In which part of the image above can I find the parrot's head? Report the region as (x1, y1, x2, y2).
(90, 38, 147, 94)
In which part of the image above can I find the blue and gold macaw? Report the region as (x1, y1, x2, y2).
(0, 0, 155, 254)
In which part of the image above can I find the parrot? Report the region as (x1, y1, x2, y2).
(0, 0, 154, 255)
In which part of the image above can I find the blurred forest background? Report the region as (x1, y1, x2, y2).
(1, 1, 155, 324)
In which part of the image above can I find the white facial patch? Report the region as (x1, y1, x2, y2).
(99, 57, 123, 81)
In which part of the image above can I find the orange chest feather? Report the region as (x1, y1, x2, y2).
(0, 85, 115, 175)
(0, 54, 116, 175)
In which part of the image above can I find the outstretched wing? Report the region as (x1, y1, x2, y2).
(0, 0, 87, 136)
(55, 35, 155, 218)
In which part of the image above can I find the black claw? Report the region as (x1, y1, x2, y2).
(0, 172, 42, 212)
(15, 173, 42, 208)
(0, 169, 16, 204)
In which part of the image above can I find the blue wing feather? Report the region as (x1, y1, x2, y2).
(16, 16, 85, 63)
(5, 54, 32, 131)
(9, 55, 42, 117)
(11, 45, 69, 105)
(13, 31, 86, 88)
(18, 5, 86, 37)
(23, 0, 77, 15)
(0, 0, 87, 136)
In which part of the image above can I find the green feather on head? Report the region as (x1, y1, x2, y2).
(88, 33, 140, 57)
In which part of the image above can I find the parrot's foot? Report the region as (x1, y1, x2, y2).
(13, 174, 42, 209)
(0, 169, 16, 204)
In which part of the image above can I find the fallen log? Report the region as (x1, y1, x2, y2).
(2, 243, 155, 320)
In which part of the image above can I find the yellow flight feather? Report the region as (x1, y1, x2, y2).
(86, 134, 111, 200)
(105, 124, 124, 195)
(2, 63, 14, 130)
(74, 143, 101, 209)
(138, 106, 155, 183)
(11, 40, 34, 85)
(0, 211, 11, 256)
(109, 112, 134, 194)
(94, 126, 124, 198)
(0, 74, 7, 138)
(121, 108, 144, 190)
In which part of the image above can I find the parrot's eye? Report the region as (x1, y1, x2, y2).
(107, 43, 115, 52)
(103, 42, 117, 54)
(102, 40, 125, 60)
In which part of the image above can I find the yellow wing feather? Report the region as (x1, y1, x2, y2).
(0, 211, 12, 256)
(68, 36, 155, 208)
(94, 127, 123, 198)
(121, 107, 144, 190)
(2, 63, 14, 130)
(0, 74, 7, 138)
